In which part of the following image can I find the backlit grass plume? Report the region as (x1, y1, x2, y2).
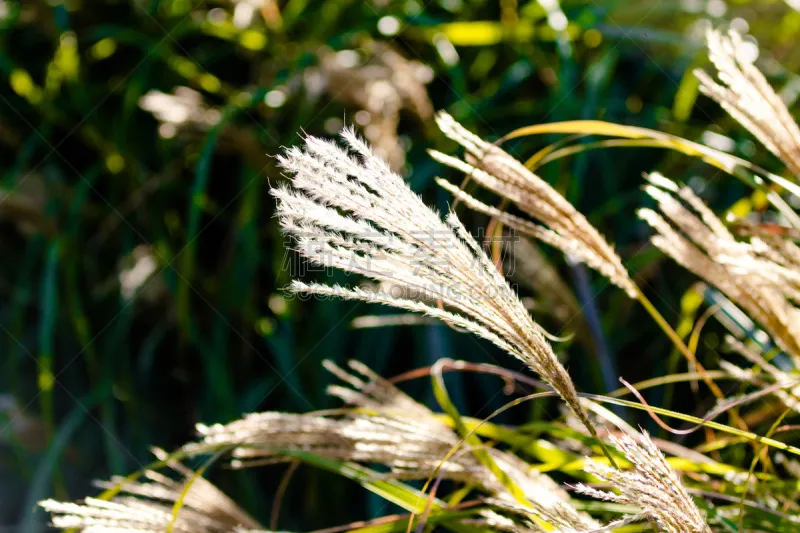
(326, 360, 600, 531)
(429, 112, 636, 298)
(428, 115, 734, 397)
(40, 452, 264, 533)
(695, 27, 800, 177)
(575, 429, 711, 533)
(272, 127, 599, 439)
(184, 360, 600, 531)
(639, 172, 800, 360)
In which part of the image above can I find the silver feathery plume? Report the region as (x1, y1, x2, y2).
(40, 452, 264, 533)
(575, 429, 711, 533)
(272, 127, 596, 436)
(429, 112, 636, 298)
(695, 27, 800, 177)
(639, 172, 800, 360)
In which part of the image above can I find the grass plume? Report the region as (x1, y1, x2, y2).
(272, 127, 601, 444)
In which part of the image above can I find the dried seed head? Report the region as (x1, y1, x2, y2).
(273, 127, 593, 433)
(184, 360, 599, 531)
(640, 173, 800, 360)
(575, 430, 711, 533)
(430, 112, 636, 298)
(40, 455, 263, 533)
(695, 28, 800, 177)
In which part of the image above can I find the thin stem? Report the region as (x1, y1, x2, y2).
(579, 408, 620, 469)
(390, 359, 621, 468)
(634, 284, 753, 435)
(634, 285, 724, 399)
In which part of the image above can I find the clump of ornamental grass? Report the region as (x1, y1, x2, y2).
(41, 359, 718, 533)
(41, 23, 800, 533)
(41, 359, 605, 532)
(41, 127, 719, 533)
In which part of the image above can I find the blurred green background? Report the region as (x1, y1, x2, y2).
(2, 0, 800, 530)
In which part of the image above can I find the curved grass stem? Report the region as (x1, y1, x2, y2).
(634, 285, 723, 398)
(633, 284, 753, 435)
